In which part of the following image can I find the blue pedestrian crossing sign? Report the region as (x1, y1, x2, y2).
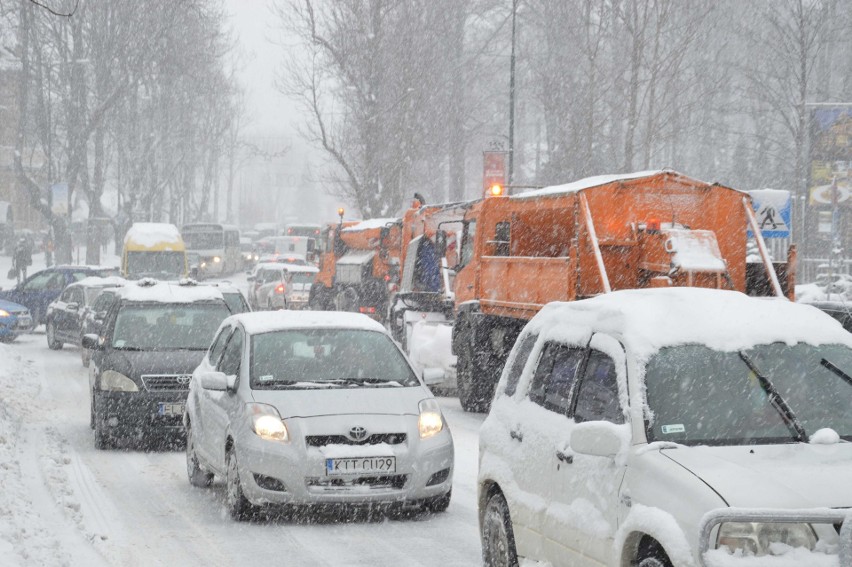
(747, 189, 791, 238)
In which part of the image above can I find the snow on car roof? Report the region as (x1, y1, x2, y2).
(116, 281, 225, 303)
(71, 276, 128, 288)
(528, 288, 852, 361)
(341, 218, 398, 232)
(282, 264, 318, 273)
(229, 311, 386, 335)
(124, 222, 183, 246)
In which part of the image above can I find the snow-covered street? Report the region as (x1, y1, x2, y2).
(0, 324, 484, 566)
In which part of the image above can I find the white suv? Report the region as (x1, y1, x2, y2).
(478, 288, 852, 567)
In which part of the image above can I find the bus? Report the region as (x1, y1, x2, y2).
(122, 223, 187, 280)
(282, 223, 321, 263)
(181, 223, 241, 276)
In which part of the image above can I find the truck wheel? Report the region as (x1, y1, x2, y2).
(456, 319, 491, 413)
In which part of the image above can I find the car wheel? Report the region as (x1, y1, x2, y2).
(46, 320, 63, 350)
(636, 538, 674, 567)
(226, 445, 254, 521)
(481, 491, 519, 567)
(424, 490, 451, 513)
(89, 391, 95, 429)
(93, 407, 112, 450)
(186, 424, 213, 488)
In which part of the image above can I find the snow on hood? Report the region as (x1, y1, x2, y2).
(341, 218, 398, 232)
(662, 443, 852, 509)
(251, 384, 426, 419)
(224, 310, 386, 335)
(528, 288, 852, 362)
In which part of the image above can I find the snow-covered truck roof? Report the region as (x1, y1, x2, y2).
(123, 223, 185, 251)
(340, 218, 399, 232)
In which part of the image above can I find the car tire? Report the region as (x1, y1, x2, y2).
(481, 491, 519, 567)
(424, 490, 451, 513)
(93, 409, 112, 450)
(186, 424, 213, 488)
(89, 391, 95, 430)
(226, 445, 255, 521)
(46, 320, 63, 350)
(636, 538, 674, 567)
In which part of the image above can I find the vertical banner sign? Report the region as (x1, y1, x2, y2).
(482, 151, 507, 197)
(809, 108, 852, 206)
(50, 183, 69, 216)
(747, 190, 791, 238)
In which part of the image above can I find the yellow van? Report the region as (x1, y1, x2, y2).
(122, 223, 188, 280)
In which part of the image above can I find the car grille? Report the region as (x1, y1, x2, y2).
(306, 475, 408, 492)
(141, 374, 193, 392)
(305, 433, 407, 447)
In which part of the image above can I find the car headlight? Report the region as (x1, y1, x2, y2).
(418, 398, 444, 439)
(716, 522, 817, 556)
(0, 309, 9, 317)
(100, 370, 139, 392)
(247, 403, 289, 442)
(213, 256, 221, 263)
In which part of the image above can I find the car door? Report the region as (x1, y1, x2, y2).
(193, 324, 232, 466)
(8, 271, 54, 323)
(205, 326, 245, 471)
(58, 287, 84, 341)
(49, 286, 73, 340)
(544, 332, 629, 566)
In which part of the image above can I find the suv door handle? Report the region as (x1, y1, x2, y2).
(509, 428, 523, 442)
(556, 450, 573, 464)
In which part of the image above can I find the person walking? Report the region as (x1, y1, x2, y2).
(13, 237, 32, 284)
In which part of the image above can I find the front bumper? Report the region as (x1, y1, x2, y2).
(698, 507, 852, 566)
(234, 419, 454, 507)
(0, 312, 33, 337)
(94, 390, 187, 439)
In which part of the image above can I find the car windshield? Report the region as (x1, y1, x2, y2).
(126, 252, 185, 279)
(221, 292, 248, 314)
(289, 273, 315, 285)
(250, 328, 419, 389)
(183, 231, 223, 249)
(645, 343, 852, 445)
(111, 302, 230, 350)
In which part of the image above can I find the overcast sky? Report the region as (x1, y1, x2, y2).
(224, 0, 299, 140)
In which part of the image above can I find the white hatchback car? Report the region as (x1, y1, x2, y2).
(184, 311, 454, 520)
(479, 288, 852, 567)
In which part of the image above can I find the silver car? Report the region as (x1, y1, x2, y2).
(264, 264, 319, 310)
(184, 311, 454, 520)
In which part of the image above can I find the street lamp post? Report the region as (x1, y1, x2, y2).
(507, 0, 518, 192)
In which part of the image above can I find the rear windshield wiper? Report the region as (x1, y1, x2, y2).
(739, 352, 808, 442)
(820, 358, 852, 388)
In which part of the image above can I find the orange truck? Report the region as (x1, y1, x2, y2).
(440, 169, 795, 411)
(308, 215, 402, 321)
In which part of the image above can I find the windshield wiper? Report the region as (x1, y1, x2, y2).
(820, 358, 852, 388)
(326, 378, 401, 387)
(739, 352, 808, 442)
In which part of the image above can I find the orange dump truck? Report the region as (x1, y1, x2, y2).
(308, 216, 402, 321)
(444, 169, 795, 411)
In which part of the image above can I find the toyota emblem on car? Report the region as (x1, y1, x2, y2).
(349, 426, 367, 441)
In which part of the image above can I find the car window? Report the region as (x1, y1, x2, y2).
(218, 327, 244, 376)
(23, 272, 53, 291)
(92, 292, 115, 313)
(46, 273, 66, 290)
(71, 287, 85, 304)
(573, 349, 623, 424)
(503, 332, 539, 397)
(60, 287, 74, 302)
(208, 325, 233, 366)
(528, 342, 558, 405)
(544, 348, 586, 415)
(111, 302, 230, 350)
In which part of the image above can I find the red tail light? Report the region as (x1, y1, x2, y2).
(359, 306, 376, 314)
(275, 284, 285, 294)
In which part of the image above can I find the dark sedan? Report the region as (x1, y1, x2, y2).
(0, 265, 118, 327)
(45, 277, 125, 351)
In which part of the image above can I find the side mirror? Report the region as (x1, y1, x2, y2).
(570, 421, 626, 458)
(246, 275, 255, 282)
(435, 230, 447, 258)
(197, 371, 228, 391)
(67, 302, 79, 311)
(81, 333, 103, 350)
(422, 367, 445, 386)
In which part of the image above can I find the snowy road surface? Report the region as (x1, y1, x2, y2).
(0, 329, 485, 566)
